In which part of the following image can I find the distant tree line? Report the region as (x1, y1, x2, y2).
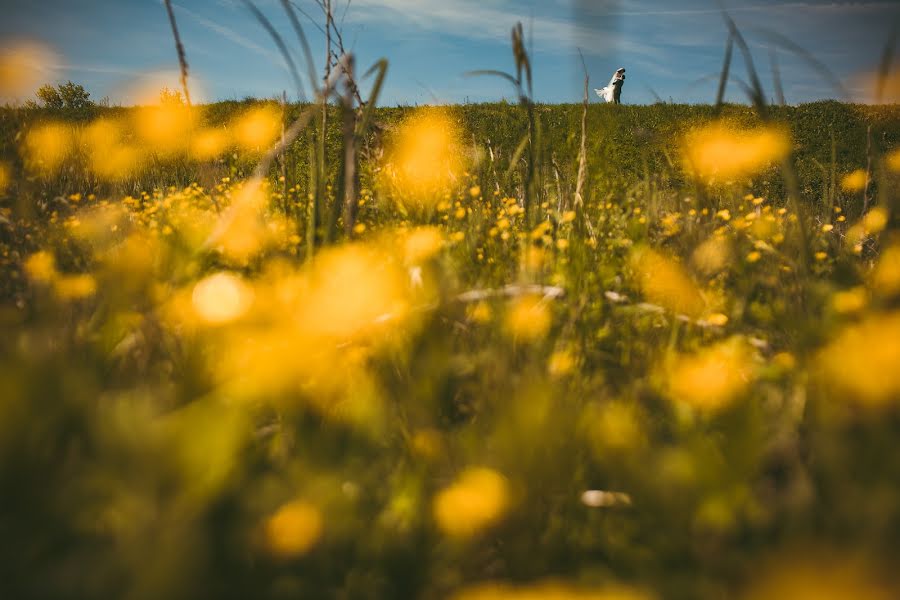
(24, 81, 97, 110)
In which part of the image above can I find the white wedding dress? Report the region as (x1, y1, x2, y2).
(595, 72, 625, 104)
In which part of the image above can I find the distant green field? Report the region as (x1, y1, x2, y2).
(3, 100, 898, 212)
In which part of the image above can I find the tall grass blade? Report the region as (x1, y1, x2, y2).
(750, 27, 850, 101)
(715, 33, 733, 109)
(241, 0, 308, 101)
(876, 22, 898, 104)
(574, 49, 589, 212)
(280, 0, 320, 94)
(769, 47, 785, 106)
(163, 0, 192, 107)
(722, 14, 766, 112)
(356, 59, 388, 137)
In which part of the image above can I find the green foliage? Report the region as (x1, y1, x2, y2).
(159, 86, 186, 107)
(34, 80, 93, 111)
(35, 83, 63, 109)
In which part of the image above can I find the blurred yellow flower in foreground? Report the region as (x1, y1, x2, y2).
(506, 295, 552, 341)
(831, 286, 868, 314)
(381, 109, 463, 204)
(233, 105, 280, 151)
(433, 467, 509, 538)
(691, 236, 732, 276)
(134, 103, 196, 155)
(451, 581, 652, 600)
(403, 226, 444, 265)
(862, 207, 888, 234)
(0, 41, 56, 98)
(54, 274, 97, 300)
(747, 558, 891, 600)
(298, 244, 409, 341)
(0, 161, 9, 193)
(24, 122, 72, 173)
(24, 250, 57, 282)
(887, 148, 900, 172)
(819, 312, 900, 407)
(207, 184, 278, 261)
(81, 118, 140, 181)
(264, 500, 323, 558)
(841, 169, 867, 193)
(667, 337, 754, 412)
(685, 122, 789, 179)
(630, 246, 705, 317)
(191, 272, 254, 325)
(191, 127, 231, 160)
(548, 348, 576, 377)
(585, 401, 643, 452)
(871, 243, 900, 297)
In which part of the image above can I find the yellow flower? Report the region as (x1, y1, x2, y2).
(685, 122, 790, 179)
(871, 243, 900, 297)
(667, 337, 754, 412)
(233, 105, 280, 151)
(561, 210, 577, 224)
(814, 251, 828, 261)
(404, 226, 443, 264)
(772, 352, 796, 371)
(630, 246, 706, 317)
(23, 122, 72, 173)
(191, 272, 254, 325)
(469, 185, 481, 198)
(748, 558, 892, 600)
(191, 127, 231, 160)
(831, 286, 868, 314)
(433, 468, 509, 538)
(704, 312, 729, 326)
(134, 102, 196, 155)
(24, 251, 57, 282)
(746, 251, 761, 263)
(840, 169, 867, 192)
(467, 301, 492, 324)
(821, 223, 834, 232)
(691, 236, 732, 276)
(264, 500, 323, 558)
(887, 148, 900, 172)
(0, 161, 10, 193)
(548, 349, 576, 377)
(0, 41, 57, 97)
(451, 581, 652, 600)
(862, 207, 888, 235)
(380, 109, 464, 205)
(819, 312, 900, 407)
(54, 274, 97, 300)
(506, 295, 552, 341)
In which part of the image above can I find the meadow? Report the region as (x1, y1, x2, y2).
(2, 30, 900, 600)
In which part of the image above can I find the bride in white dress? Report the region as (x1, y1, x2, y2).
(595, 68, 625, 104)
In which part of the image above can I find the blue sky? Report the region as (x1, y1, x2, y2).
(1, 0, 898, 105)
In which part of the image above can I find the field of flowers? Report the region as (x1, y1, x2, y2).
(1, 89, 900, 599)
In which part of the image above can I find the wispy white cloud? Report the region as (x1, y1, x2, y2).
(46, 63, 141, 76)
(171, 2, 285, 65)
(608, 1, 900, 17)
(346, 0, 663, 60)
